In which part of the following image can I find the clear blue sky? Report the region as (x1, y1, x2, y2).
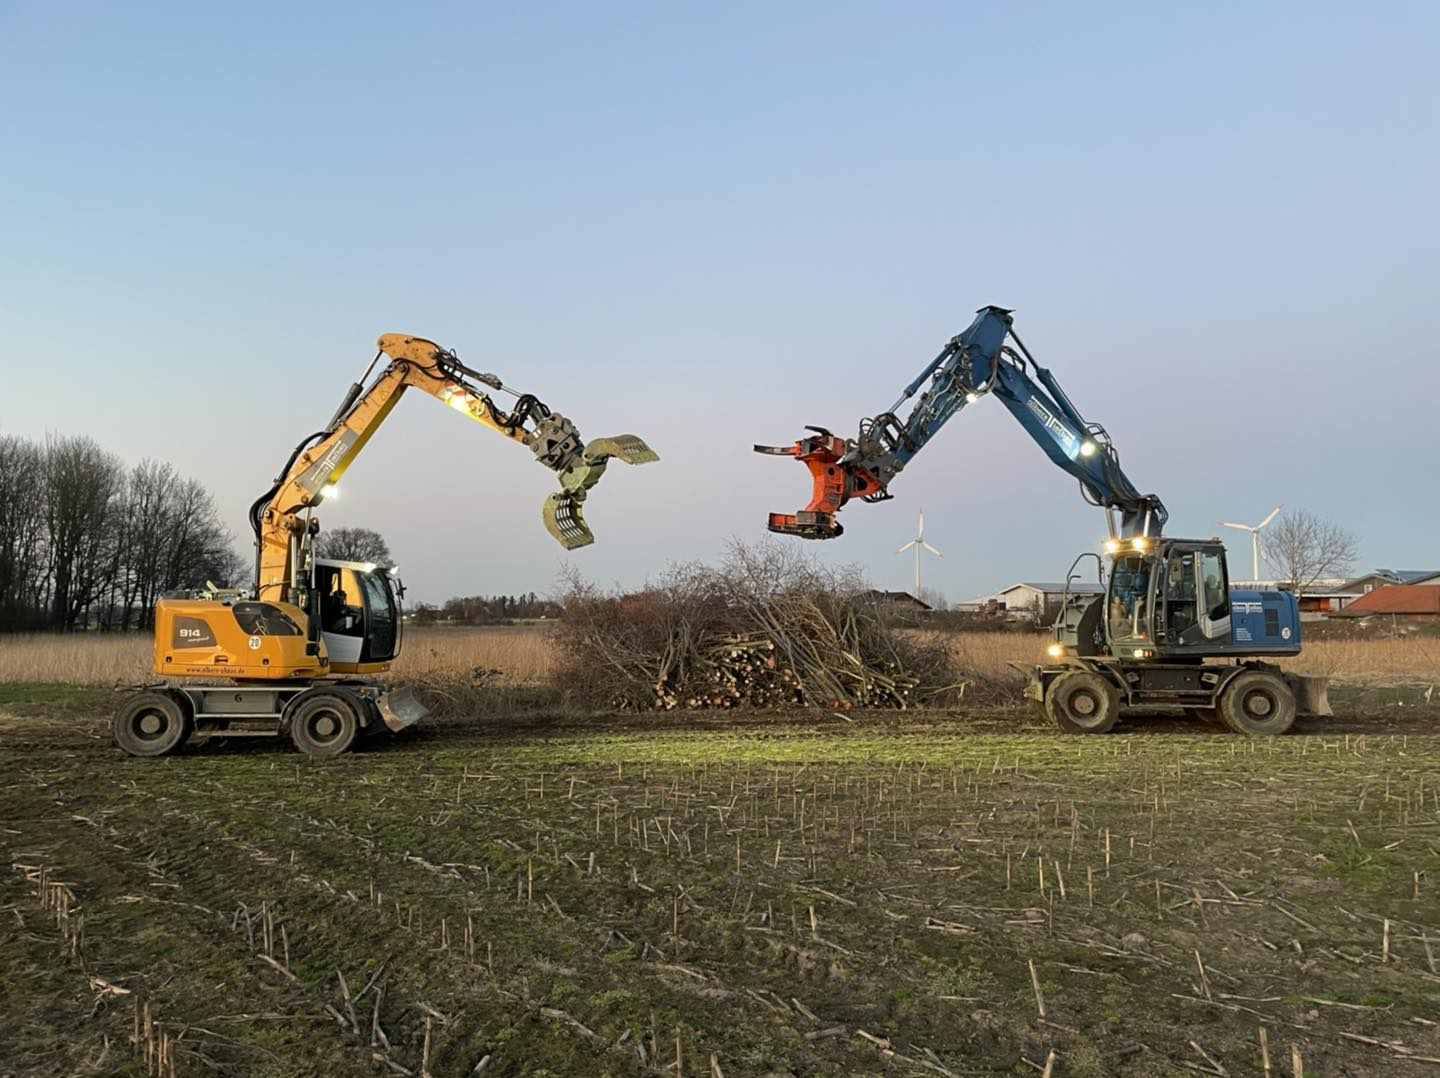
(3, 2, 1436, 604)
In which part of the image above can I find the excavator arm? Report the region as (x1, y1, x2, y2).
(757, 306, 1165, 541)
(250, 333, 657, 603)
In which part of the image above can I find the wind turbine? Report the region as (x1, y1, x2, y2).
(897, 509, 942, 599)
(1218, 505, 1283, 581)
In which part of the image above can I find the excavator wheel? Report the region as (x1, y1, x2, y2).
(1217, 670, 1296, 736)
(1044, 671, 1120, 735)
(114, 691, 190, 757)
(287, 690, 361, 757)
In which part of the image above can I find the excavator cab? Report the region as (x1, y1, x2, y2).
(315, 559, 402, 673)
(1057, 539, 1301, 661)
(1103, 541, 1233, 654)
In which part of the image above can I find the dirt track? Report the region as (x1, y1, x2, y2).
(3, 687, 1440, 1076)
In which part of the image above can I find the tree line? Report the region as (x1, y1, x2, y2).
(410, 593, 563, 625)
(0, 435, 242, 632)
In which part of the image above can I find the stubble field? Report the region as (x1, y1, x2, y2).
(2, 627, 1439, 1076)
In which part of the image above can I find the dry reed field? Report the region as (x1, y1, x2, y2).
(0, 631, 151, 685)
(0, 625, 561, 688)
(0, 625, 1436, 695)
(1280, 634, 1440, 684)
(932, 631, 1440, 688)
(392, 625, 560, 685)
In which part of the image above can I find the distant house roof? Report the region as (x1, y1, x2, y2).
(1268, 583, 1361, 599)
(1000, 582, 1105, 596)
(1230, 578, 1350, 591)
(1331, 585, 1440, 617)
(1343, 569, 1440, 588)
(861, 589, 932, 611)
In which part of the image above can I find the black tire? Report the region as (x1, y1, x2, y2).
(1045, 671, 1120, 734)
(287, 691, 360, 757)
(114, 691, 189, 757)
(1218, 671, 1296, 735)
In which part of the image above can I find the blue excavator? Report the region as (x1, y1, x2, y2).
(757, 305, 1331, 734)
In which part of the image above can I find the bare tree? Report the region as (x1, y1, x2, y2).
(44, 435, 125, 630)
(0, 438, 242, 632)
(113, 459, 177, 628)
(0, 437, 48, 629)
(1264, 509, 1359, 595)
(89, 464, 241, 629)
(315, 526, 392, 566)
(163, 477, 243, 591)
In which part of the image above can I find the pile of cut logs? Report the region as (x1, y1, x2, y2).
(651, 627, 927, 711)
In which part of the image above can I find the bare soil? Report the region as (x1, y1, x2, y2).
(3, 685, 1439, 1076)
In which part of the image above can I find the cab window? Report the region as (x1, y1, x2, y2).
(361, 570, 397, 659)
(233, 602, 303, 636)
(1164, 552, 1200, 637)
(1201, 552, 1229, 620)
(319, 567, 365, 637)
(1107, 554, 1150, 642)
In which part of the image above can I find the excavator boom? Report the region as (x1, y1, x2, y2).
(758, 307, 1165, 541)
(252, 333, 657, 605)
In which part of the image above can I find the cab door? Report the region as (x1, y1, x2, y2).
(1159, 545, 1231, 648)
(314, 561, 401, 669)
(1105, 552, 1155, 647)
(356, 568, 399, 662)
(316, 564, 366, 665)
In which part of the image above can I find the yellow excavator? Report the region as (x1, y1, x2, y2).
(114, 333, 657, 757)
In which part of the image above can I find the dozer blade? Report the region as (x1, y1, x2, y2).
(584, 434, 659, 466)
(1287, 674, 1333, 717)
(544, 491, 595, 550)
(376, 684, 428, 732)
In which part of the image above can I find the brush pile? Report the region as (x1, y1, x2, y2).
(557, 542, 969, 711)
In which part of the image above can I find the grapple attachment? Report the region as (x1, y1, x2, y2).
(540, 434, 659, 550)
(585, 435, 659, 467)
(754, 427, 883, 540)
(543, 491, 593, 550)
